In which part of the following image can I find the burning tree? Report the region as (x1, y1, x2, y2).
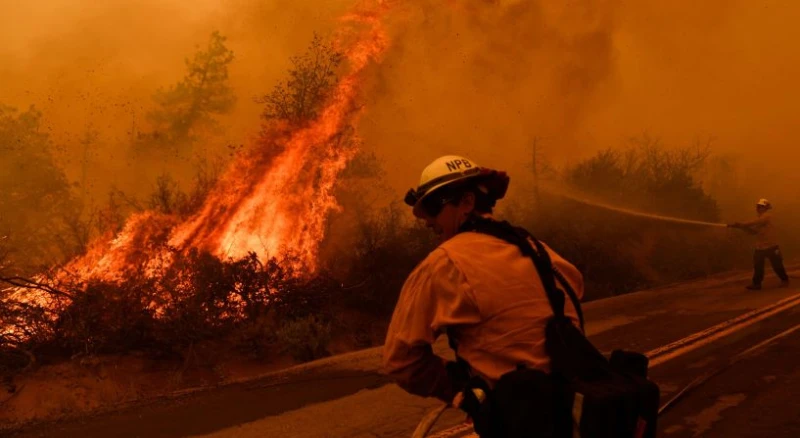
(258, 33, 345, 127)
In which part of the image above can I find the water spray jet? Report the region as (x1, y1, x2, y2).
(539, 184, 728, 229)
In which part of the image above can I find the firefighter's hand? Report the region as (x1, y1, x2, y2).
(451, 391, 464, 408)
(455, 387, 486, 414)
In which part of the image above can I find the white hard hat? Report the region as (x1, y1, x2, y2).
(404, 155, 509, 217)
(757, 198, 772, 209)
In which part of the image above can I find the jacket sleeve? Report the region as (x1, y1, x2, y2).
(382, 249, 481, 402)
(741, 214, 770, 228)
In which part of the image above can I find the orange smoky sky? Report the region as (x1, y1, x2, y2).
(0, 0, 353, 194)
(2, 0, 799, 216)
(358, 0, 800, 216)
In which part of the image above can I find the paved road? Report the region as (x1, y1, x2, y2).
(654, 303, 800, 437)
(5, 267, 800, 438)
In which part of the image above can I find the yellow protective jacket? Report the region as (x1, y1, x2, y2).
(741, 212, 778, 250)
(382, 231, 584, 403)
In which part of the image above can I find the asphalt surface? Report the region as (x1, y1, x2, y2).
(5, 267, 800, 438)
(654, 302, 800, 437)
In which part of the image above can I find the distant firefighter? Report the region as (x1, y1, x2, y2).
(728, 198, 790, 290)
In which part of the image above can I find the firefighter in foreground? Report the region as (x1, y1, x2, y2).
(382, 155, 585, 434)
(728, 198, 790, 290)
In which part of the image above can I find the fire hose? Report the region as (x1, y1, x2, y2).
(411, 403, 451, 438)
(411, 389, 481, 438)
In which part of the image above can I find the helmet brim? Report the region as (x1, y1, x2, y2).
(409, 170, 510, 218)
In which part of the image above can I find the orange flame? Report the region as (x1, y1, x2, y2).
(49, 1, 394, 286)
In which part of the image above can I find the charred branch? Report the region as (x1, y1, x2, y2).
(0, 276, 74, 300)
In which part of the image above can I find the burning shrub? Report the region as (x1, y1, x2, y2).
(154, 249, 245, 347)
(1, 245, 349, 372)
(0, 300, 47, 378)
(146, 158, 225, 219)
(52, 279, 158, 355)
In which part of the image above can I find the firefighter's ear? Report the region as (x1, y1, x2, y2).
(458, 191, 476, 211)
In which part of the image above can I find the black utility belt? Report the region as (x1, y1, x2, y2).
(458, 351, 659, 438)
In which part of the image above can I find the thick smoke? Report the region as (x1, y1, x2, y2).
(0, 0, 353, 198)
(359, 0, 619, 199)
(358, 0, 800, 221)
(2, 0, 799, 219)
